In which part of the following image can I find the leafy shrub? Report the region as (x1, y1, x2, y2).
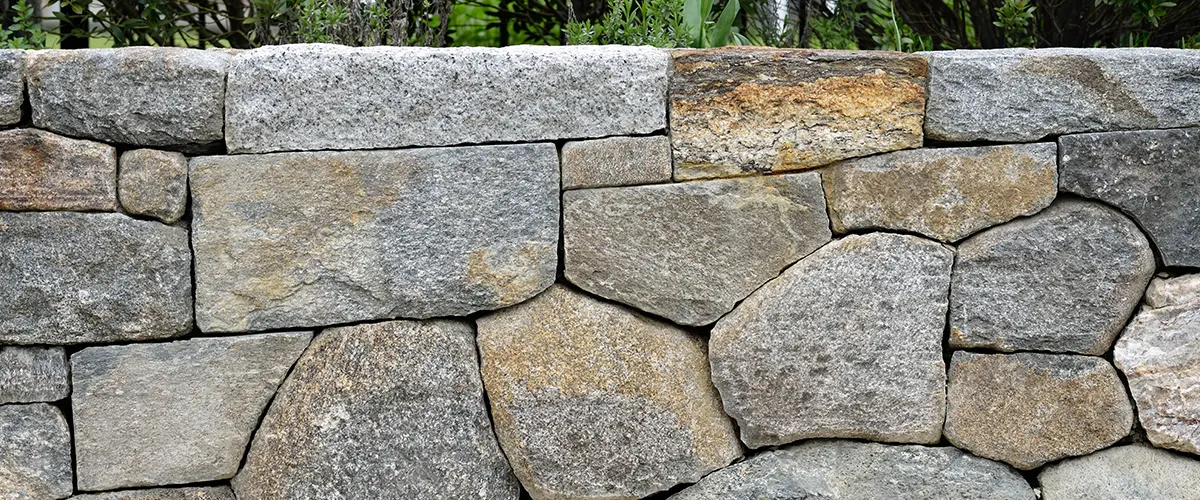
(0, 0, 46, 49)
(566, 0, 746, 47)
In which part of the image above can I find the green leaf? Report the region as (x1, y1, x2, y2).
(709, 0, 740, 46)
(684, 0, 703, 41)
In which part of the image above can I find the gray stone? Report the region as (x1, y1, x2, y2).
(0, 128, 118, 211)
(671, 440, 1034, 500)
(226, 44, 668, 153)
(560, 135, 672, 189)
(710, 233, 952, 448)
(950, 199, 1154, 354)
(944, 352, 1134, 470)
(72, 332, 311, 491)
(1060, 127, 1200, 267)
(1039, 445, 1200, 500)
(119, 149, 188, 224)
(0, 50, 22, 126)
(926, 48, 1200, 142)
(71, 486, 235, 500)
(233, 320, 518, 500)
(477, 285, 741, 500)
(191, 144, 558, 332)
(0, 403, 72, 500)
(564, 172, 830, 326)
(0, 212, 192, 344)
(0, 346, 69, 403)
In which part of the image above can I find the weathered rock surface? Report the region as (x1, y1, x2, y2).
(0, 50, 21, 126)
(950, 199, 1154, 354)
(233, 320, 517, 499)
(1038, 445, 1200, 500)
(926, 48, 1200, 142)
(671, 440, 1034, 500)
(944, 352, 1133, 470)
(477, 285, 741, 500)
(1146, 274, 1200, 309)
(226, 44, 667, 153)
(119, 149, 188, 223)
(72, 486, 236, 500)
(564, 173, 830, 326)
(670, 48, 926, 180)
(0, 403, 73, 500)
(1060, 127, 1200, 267)
(710, 233, 952, 448)
(0, 212, 192, 344)
(0, 128, 118, 211)
(191, 144, 558, 332)
(561, 135, 672, 189)
(0, 346, 69, 403)
(823, 143, 1057, 242)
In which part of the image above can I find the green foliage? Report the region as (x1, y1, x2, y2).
(994, 0, 1036, 47)
(566, 0, 747, 47)
(0, 0, 46, 49)
(249, 0, 453, 46)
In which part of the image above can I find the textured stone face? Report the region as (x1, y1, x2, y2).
(0, 403, 73, 500)
(1146, 274, 1200, 309)
(669, 48, 926, 181)
(477, 285, 741, 500)
(72, 486, 236, 500)
(233, 320, 518, 500)
(950, 200, 1154, 354)
(0, 50, 22, 126)
(1060, 127, 1200, 267)
(226, 44, 668, 153)
(823, 143, 1057, 242)
(191, 144, 558, 332)
(560, 135, 672, 189)
(0, 212, 193, 344)
(926, 48, 1200, 142)
(944, 352, 1133, 470)
(564, 172, 830, 326)
(0, 129, 118, 211)
(1038, 445, 1200, 500)
(710, 233, 953, 448)
(0, 346, 69, 403)
(119, 149, 188, 224)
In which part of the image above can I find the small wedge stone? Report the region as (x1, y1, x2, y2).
(0, 50, 22, 126)
(119, 149, 188, 223)
(0, 346, 69, 403)
(560, 135, 672, 189)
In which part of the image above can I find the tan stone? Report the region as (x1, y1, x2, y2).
(561, 135, 672, 189)
(0, 129, 117, 211)
(119, 149, 188, 224)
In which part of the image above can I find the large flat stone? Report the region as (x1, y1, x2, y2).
(477, 285, 741, 500)
(72, 486, 235, 500)
(0, 50, 22, 126)
(0, 403, 73, 499)
(561, 135, 672, 189)
(0, 212, 193, 344)
(1038, 445, 1200, 500)
(710, 233, 952, 448)
(0, 128, 118, 211)
(191, 144, 558, 332)
(226, 44, 668, 153)
(0, 346, 69, 403)
(119, 149, 188, 224)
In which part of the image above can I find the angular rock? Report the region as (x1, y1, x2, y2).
(950, 199, 1154, 354)
(1038, 445, 1200, 500)
(477, 285, 741, 499)
(670, 48, 926, 181)
(226, 44, 668, 153)
(1146, 273, 1200, 309)
(823, 143, 1058, 242)
(1060, 127, 1200, 267)
(710, 233, 952, 448)
(672, 440, 1034, 500)
(72, 486, 236, 500)
(0, 212, 192, 344)
(0, 128, 118, 211)
(26, 47, 229, 148)
(560, 135, 672, 189)
(233, 320, 517, 500)
(0, 403, 73, 500)
(926, 48, 1200, 142)
(0, 50, 21, 126)
(72, 332, 311, 491)
(0, 346, 69, 403)
(191, 144, 558, 332)
(944, 352, 1133, 470)
(564, 172, 830, 326)
(119, 149, 188, 224)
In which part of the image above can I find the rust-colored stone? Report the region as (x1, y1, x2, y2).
(0, 129, 117, 211)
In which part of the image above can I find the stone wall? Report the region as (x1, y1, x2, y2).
(1, 45, 1199, 499)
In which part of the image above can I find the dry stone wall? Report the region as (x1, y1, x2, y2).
(0, 44, 1198, 499)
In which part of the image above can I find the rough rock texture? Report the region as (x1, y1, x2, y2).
(72, 486, 236, 500)
(0, 403, 73, 500)
(670, 48, 926, 181)
(926, 48, 1200, 142)
(191, 144, 558, 332)
(26, 48, 229, 148)
(710, 233, 952, 448)
(0, 50, 21, 126)
(950, 200, 1154, 354)
(1038, 445, 1200, 500)
(564, 173, 830, 326)
(0, 346, 69, 403)
(226, 44, 668, 153)
(0, 128, 118, 211)
(477, 285, 741, 500)
(944, 352, 1134, 470)
(1060, 127, 1200, 267)
(119, 149, 188, 223)
(0, 212, 193, 344)
(560, 135, 672, 189)
(671, 440, 1034, 500)
(1146, 274, 1200, 308)
(823, 143, 1057, 242)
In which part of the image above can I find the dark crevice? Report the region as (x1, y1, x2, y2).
(47, 396, 77, 494)
(232, 333, 314, 477)
(221, 130, 668, 157)
(468, 320, 526, 499)
(77, 479, 232, 495)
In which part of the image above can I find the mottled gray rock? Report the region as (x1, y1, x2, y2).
(477, 285, 741, 500)
(950, 200, 1154, 354)
(0, 403, 72, 500)
(0, 346, 69, 403)
(564, 173, 830, 326)
(560, 135, 672, 189)
(0, 128, 118, 211)
(0, 212, 192, 344)
(1060, 127, 1200, 267)
(71, 486, 235, 500)
(672, 440, 1034, 500)
(1039, 445, 1200, 500)
(926, 48, 1200, 142)
(945, 352, 1134, 470)
(0, 50, 22, 126)
(233, 320, 517, 500)
(26, 47, 228, 148)
(710, 233, 952, 448)
(226, 44, 667, 153)
(119, 149, 188, 223)
(191, 144, 558, 332)
(72, 332, 311, 491)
